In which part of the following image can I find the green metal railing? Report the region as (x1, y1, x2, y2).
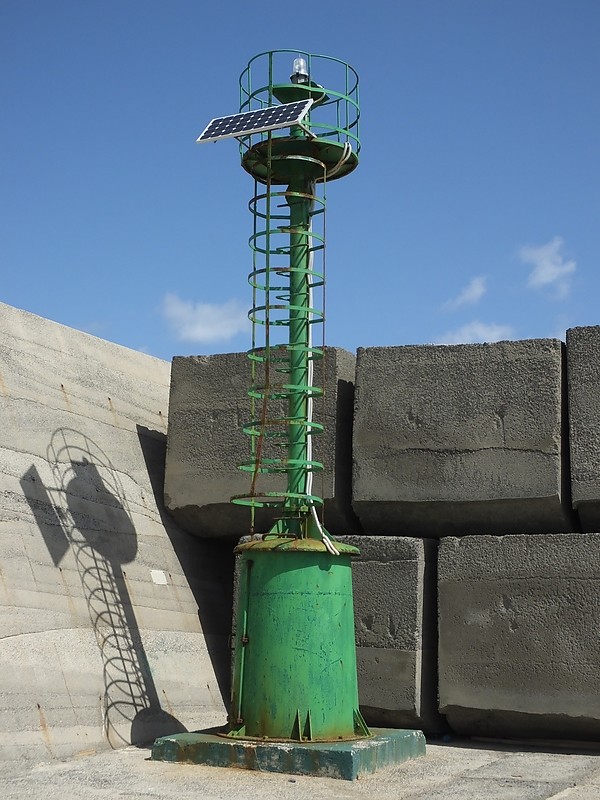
(231, 156, 327, 533)
(232, 50, 361, 540)
(239, 50, 360, 159)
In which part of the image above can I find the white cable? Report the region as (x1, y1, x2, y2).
(326, 142, 352, 180)
(304, 180, 339, 557)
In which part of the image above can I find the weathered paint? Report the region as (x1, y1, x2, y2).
(151, 727, 426, 780)
(229, 539, 368, 741)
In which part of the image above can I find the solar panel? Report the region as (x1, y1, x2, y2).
(196, 99, 313, 144)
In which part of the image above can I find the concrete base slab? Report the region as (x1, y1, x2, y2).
(5, 739, 600, 800)
(151, 727, 426, 780)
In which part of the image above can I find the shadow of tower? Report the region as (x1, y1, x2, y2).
(21, 428, 186, 747)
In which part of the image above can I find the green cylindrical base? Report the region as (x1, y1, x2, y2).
(229, 539, 369, 742)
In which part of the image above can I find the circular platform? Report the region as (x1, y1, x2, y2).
(241, 137, 359, 185)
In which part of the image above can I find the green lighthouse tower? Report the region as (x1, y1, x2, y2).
(228, 50, 366, 743)
(151, 50, 425, 779)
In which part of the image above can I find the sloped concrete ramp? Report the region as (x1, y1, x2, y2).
(0, 302, 232, 761)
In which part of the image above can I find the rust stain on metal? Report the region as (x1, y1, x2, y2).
(36, 703, 53, 755)
(243, 744, 257, 769)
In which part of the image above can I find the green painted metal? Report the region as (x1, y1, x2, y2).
(151, 727, 426, 780)
(234, 536, 359, 554)
(232, 50, 361, 522)
(228, 539, 368, 741)
(224, 51, 374, 748)
(241, 138, 358, 184)
(238, 49, 361, 177)
(285, 178, 312, 524)
(230, 174, 326, 518)
(172, 49, 426, 776)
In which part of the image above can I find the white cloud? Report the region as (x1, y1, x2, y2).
(436, 320, 515, 345)
(162, 293, 248, 343)
(549, 313, 569, 342)
(443, 276, 487, 310)
(518, 236, 576, 298)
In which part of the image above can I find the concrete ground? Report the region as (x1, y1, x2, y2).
(2, 740, 600, 800)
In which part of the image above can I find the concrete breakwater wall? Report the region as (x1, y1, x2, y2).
(0, 303, 233, 761)
(166, 333, 600, 741)
(4, 297, 600, 760)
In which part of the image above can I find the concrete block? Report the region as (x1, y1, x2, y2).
(438, 534, 600, 739)
(337, 536, 443, 734)
(353, 340, 575, 536)
(164, 348, 360, 538)
(566, 326, 600, 531)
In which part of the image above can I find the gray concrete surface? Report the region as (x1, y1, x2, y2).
(0, 302, 232, 762)
(353, 341, 575, 536)
(2, 740, 600, 799)
(337, 536, 443, 734)
(566, 326, 600, 531)
(164, 348, 360, 538)
(438, 534, 600, 739)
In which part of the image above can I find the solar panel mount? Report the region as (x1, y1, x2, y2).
(196, 99, 314, 144)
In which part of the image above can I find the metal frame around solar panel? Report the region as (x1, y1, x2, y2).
(196, 99, 314, 144)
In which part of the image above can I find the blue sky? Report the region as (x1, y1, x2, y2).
(2, 1, 599, 361)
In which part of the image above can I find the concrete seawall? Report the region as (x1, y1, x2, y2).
(164, 334, 600, 742)
(5, 301, 600, 756)
(0, 303, 231, 761)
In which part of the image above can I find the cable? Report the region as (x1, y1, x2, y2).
(305, 179, 339, 557)
(326, 142, 352, 180)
